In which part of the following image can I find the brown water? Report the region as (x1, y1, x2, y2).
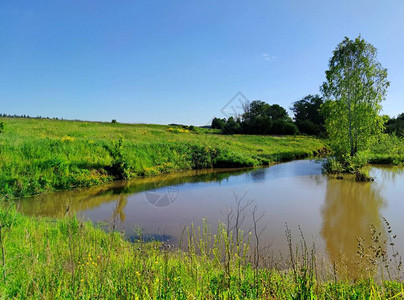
(19, 160, 404, 270)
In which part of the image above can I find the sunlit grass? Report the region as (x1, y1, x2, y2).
(0, 117, 325, 199)
(0, 207, 403, 299)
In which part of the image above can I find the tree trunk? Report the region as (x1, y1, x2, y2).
(348, 102, 355, 156)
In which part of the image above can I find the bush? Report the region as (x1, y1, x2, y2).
(280, 121, 300, 135)
(211, 118, 226, 130)
(323, 152, 370, 175)
(322, 157, 345, 174)
(296, 120, 321, 135)
(104, 137, 132, 179)
(0, 121, 5, 133)
(270, 120, 299, 135)
(344, 152, 369, 173)
(111, 119, 117, 124)
(190, 146, 218, 169)
(222, 117, 241, 134)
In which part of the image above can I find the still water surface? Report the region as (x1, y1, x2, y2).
(19, 160, 404, 270)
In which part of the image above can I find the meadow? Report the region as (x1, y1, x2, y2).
(1, 117, 404, 299)
(0, 117, 326, 199)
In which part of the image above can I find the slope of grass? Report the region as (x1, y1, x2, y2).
(0, 118, 325, 199)
(0, 209, 402, 299)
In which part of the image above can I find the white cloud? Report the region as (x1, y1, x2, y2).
(262, 53, 278, 62)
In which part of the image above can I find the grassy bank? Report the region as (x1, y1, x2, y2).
(369, 134, 404, 165)
(0, 208, 402, 299)
(0, 117, 325, 199)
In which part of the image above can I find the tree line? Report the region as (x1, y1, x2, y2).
(211, 95, 326, 136)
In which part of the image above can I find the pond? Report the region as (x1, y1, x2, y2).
(19, 160, 404, 274)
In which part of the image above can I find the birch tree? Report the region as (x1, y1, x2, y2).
(321, 36, 389, 157)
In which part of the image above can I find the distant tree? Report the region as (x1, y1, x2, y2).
(385, 113, 404, 137)
(271, 119, 299, 135)
(211, 100, 297, 135)
(223, 116, 241, 134)
(111, 119, 117, 124)
(291, 94, 324, 135)
(211, 117, 226, 130)
(241, 101, 293, 134)
(321, 36, 389, 157)
(267, 104, 288, 121)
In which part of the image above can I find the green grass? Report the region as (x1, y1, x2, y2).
(0, 117, 325, 199)
(369, 134, 404, 165)
(0, 208, 402, 299)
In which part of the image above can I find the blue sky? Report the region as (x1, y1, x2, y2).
(1, 0, 403, 125)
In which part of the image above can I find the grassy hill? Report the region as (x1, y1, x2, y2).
(0, 117, 325, 199)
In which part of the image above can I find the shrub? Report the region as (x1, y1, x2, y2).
(323, 152, 370, 175)
(322, 157, 345, 174)
(280, 121, 300, 135)
(344, 152, 369, 173)
(0, 122, 5, 133)
(190, 146, 219, 169)
(270, 120, 299, 135)
(104, 137, 132, 179)
(296, 120, 321, 135)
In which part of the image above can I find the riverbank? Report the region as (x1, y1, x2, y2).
(0, 117, 326, 199)
(0, 209, 402, 299)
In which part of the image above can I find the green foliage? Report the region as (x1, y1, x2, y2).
(386, 113, 404, 137)
(0, 122, 4, 133)
(271, 119, 299, 135)
(222, 116, 241, 134)
(322, 157, 345, 174)
(369, 134, 404, 165)
(189, 146, 218, 169)
(322, 152, 371, 179)
(241, 101, 296, 135)
(0, 117, 325, 199)
(111, 119, 117, 124)
(213, 100, 298, 135)
(211, 117, 226, 130)
(105, 137, 132, 180)
(292, 94, 325, 136)
(321, 36, 390, 157)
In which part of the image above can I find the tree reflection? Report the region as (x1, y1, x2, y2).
(321, 179, 386, 279)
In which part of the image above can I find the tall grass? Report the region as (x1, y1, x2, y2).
(0, 117, 325, 199)
(0, 202, 403, 299)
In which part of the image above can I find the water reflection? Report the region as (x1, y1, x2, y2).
(18, 168, 252, 218)
(249, 169, 266, 182)
(111, 194, 128, 222)
(321, 179, 386, 278)
(16, 160, 404, 278)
